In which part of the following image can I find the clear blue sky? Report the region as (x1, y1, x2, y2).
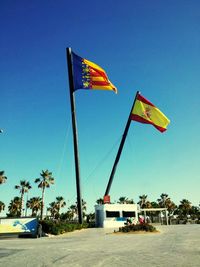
(1, 0, 200, 215)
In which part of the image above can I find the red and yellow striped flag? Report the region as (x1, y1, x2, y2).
(131, 94, 170, 132)
(72, 52, 117, 93)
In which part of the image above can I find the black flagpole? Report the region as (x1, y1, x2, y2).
(104, 91, 140, 197)
(66, 47, 83, 224)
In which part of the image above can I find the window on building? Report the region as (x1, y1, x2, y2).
(106, 211, 120, 218)
(122, 211, 136, 217)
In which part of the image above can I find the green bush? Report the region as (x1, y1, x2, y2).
(40, 220, 89, 235)
(118, 223, 157, 233)
(40, 220, 55, 234)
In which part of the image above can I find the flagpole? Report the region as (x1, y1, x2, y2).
(66, 47, 83, 224)
(104, 91, 140, 197)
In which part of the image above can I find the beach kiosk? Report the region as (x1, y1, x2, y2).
(95, 203, 139, 228)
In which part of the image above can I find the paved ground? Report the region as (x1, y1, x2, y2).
(0, 224, 199, 267)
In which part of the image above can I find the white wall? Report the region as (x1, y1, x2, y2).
(95, 204, 139, 228)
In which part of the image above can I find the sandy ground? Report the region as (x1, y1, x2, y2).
(0, 224, 199, 267)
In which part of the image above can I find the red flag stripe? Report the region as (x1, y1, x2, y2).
(89, 71, 101, 77)
(91, 81, 111, 86)
(137, 94, 155, 107)
(90, 68, 108, 79)
(131, 114, 167, 132)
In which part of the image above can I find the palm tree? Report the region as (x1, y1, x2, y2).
(166, 200, 177, 217)
(55, 196, 66, 215)
(178, 199, 192, 218)
(26, 197, 42, 217)
(189, 206, 199, 220)
(0, 201, 5, 214)
(117, 196, 129, 204)
(117, 197, 134, 204)
(157, 193, 169, 208)
(69, 199, 87, 220)
(151, 201, 160, 208)
(60, 210, 74, 221)
(47, 201, 58, 219)
(69, 204, 78, 219)
(138, 194, 149, 208)
(35, 170, 55, 219)
(7, 197, 21, 217)
(15, 180, 32, 216)
(47, 197, 66, 219)
(0, 171, 7, 184)
(157, 193, 176, 216)
(96, 198, 104, 205)
(126, 199, 135, 204)
(137, 195, 152, 222)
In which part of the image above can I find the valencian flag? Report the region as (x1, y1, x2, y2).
(131, 94, 170, 132)
(66, 47, 117, 223)
(71, 52, 117, 93)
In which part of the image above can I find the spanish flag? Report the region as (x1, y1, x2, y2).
(71, 52, 117, 93)
(131, 94, 170, 132)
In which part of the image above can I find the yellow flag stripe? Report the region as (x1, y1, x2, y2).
(83, 58, 105, 72)
(91, 77, 105, 82)
(92, 85, 115, 90)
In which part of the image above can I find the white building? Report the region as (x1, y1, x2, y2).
(95, 203, 139, 228)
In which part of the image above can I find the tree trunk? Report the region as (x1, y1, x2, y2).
(41, 187, 45, 220)
(20, 192, 24, 217)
